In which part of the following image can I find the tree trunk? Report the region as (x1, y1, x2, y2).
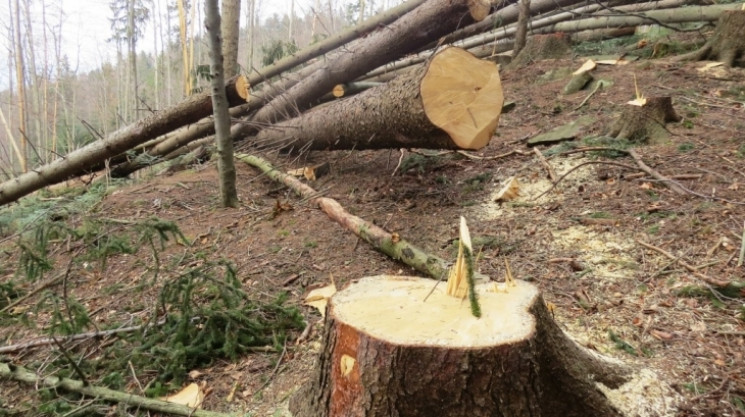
(290, 275, 673, 417)
(220, 0, 241, 78)
(513, 0, 531, 57)
(205, 0, 238, 207)
(0, 76, 248, 206)
(673, 10, 745, 67)
(232, 0, 492, 142)
(251, 47, 503, 152)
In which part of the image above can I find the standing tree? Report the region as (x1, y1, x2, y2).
(109, 0, 150, 121)
(205, 0, 238, 207)
(220, 0, 241, 78)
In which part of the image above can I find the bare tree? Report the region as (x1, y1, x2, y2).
(205, 0, 238, 207)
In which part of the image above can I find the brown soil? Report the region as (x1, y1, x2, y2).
(1, 49, 745, 416)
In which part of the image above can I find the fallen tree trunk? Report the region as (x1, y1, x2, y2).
(290, 275, 677, 417)
(231, 0, 492, 143)
(532, 3, 741, 34)
(0, 75, 249, 206)
(251, 47, 503, 152)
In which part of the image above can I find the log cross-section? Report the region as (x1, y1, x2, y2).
(252, 47, 504, 152)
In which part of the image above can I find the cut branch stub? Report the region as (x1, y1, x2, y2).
(251, 47, 503, 152)
(290, 275, 673, 417)
(607, 96, 681, 143)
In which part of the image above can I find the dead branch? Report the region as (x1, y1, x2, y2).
(627, 148, 686, 195)
(0, 362, 228, 417)
(636, 239, 732, 287)
(236, 153, 450, 280)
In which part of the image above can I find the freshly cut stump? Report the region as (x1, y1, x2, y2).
(607, 96, 681, 143)
(291, 276, 637, 417)
(251, 47, 503, 152)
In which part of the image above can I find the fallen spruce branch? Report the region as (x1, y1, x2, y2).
(236, 154, 450, 280)
(636, 239, 731, 287)
(0, 362, 230, 417)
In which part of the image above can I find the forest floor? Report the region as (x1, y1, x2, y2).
(1, 32, 745, 417)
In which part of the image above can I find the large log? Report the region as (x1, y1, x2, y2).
(231, 0, 492, 142)
(290, 275, 676, 417)
(0, 76, 249, 206)
(252, 47, 503, 152)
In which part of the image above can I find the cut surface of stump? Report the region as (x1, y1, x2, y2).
(251, 47, 503, 152)
(607, 96, 681, 143)
(674, 10, 745, 67)
(290, 275, 679, 417)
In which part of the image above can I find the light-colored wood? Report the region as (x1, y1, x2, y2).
(421, 47, 504, 150)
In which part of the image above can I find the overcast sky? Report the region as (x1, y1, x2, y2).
(0, 0, 314, 91)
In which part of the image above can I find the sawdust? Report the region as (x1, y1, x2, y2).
(598, 367, 682, 417)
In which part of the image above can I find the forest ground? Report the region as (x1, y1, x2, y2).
(1, 31, 744, 416)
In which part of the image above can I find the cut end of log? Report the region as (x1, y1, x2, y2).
(235, 75, 250, 102)
(420, 47, 504, 150)
(467, 0, 492, 21)
(332, 276, 538, 348)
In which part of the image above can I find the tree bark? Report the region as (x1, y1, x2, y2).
(232, 0, 492, 142)
(0, 363, 228, 417)
(289, 275, 660, 417)
(0, 75, 248, 206)
(607, 96, 681, 143)
(205, 0, 238, 207)
(673, 10, 745, 67)
(513, 0, 531, 57)
(251, 47, 503, 152)
(220, 0, 241, 78)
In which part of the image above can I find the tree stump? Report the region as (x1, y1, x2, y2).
(674, 10, 745, 67)
(251, 47, 504, 153)
(606, 96, 681, 143)
(509, 33, 570, 68)
(290, 275, 673, 417)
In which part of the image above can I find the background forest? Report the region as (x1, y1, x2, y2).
(0, 0, 404, 176)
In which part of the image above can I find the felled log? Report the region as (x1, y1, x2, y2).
(290, 275, 675, 417)
(251, 47, 503, 152)
(231, 0, 492, 142)
(0, 75, 249, 206)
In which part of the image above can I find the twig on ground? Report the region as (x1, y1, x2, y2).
(533, 148, 557, 182)
(628, 148, 686, 195)
(738, 221, 745, 267)
(636, 239, 731, 287)
(0, 271, 66, 314)
(531, 160, 638, 201)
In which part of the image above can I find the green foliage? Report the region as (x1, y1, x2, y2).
(581, 136, 633, 158)
(0, 280, 22, 310)
(677, 142, 695, 152)
(261, 40, 299, 67)
(39, 291, 92, 336)
(608, 330, 638, 356)
(132, 260, 305, 384)
(463, 173, 492, 193)
(737, 144, 745, 159)
(464, 245, 481, 318)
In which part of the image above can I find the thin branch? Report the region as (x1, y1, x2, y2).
(636, 239, 731, 287)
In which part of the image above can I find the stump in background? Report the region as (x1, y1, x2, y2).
(607, 96, 681, 143)
(290, 275, 675, 417)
